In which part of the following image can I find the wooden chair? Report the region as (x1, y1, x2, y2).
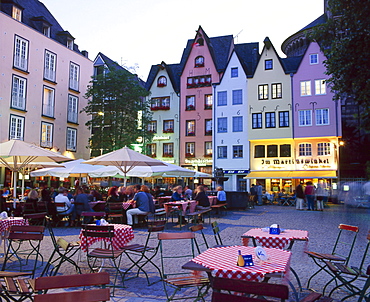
(305, 224, 359, 289)
(54, 202, 72, 226)
(80, 211, 106, 225)
(23, 212, 47, 226)
(190, 224, 209, 254)
(106, 202, 124, 224)
(158, 232, 210, 301)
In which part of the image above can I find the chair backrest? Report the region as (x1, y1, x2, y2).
(82, 225, 115, 254)
(23, 212, 47, 226)
(33, 272, 110, 302)
(211, 221, 223, 245)
(190, 224, 209, 254)
(108, 202, 123, 212)
(81, 211, 106, 217)
(211, 276, 289, 302)
(8, 225, 45, 241)
(332, 224, 359, 264)
(148, 220, 166, 232)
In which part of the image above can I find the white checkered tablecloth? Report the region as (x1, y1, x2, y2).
(242, 228, 308, 249)
(79, 224, 134, 252)
(192, 245, 291, 282)
(0, 217, 29, 233)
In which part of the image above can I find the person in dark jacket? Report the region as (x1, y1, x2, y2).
(194, 185, 210, 210)
(295, 182, 305, 210)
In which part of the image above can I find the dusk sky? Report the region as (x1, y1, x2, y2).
(41, 0, 325, 80)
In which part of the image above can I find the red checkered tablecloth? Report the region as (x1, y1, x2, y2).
(79, 224, 134, 252)
(122, 202, 133, 210)
(164, 201, 197, 214)
(0, 217, 29, 233)
(192, 245, 291, 282)
(242, 228, 308, 249)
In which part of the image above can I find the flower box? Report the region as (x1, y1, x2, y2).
(163, 129, 174, 133)
(163, 153, 174, 158)
(204, 105, 212, 110)
(157, 83, 166, 87)
(186, 132, 195, 136)
(205, 130, 212, 136)
(185, 153, 195, 158)
(186, 105, 195, 111)
(204, 153, 212, 157)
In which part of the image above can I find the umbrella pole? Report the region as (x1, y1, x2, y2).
(13, 171, 17, 198)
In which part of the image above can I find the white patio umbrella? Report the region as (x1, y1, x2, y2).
(83, 146, 166, 186)
(0, 139, 71, 197)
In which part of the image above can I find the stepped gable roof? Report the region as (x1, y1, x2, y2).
(145, 62, 181, 93)
(281, 56, 303, 74)
(234, 42, 260, 77)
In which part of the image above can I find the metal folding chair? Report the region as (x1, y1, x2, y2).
(190, 224, 209, 254)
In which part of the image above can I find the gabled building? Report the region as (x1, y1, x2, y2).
(145, 62, 181, 165)
(0, 0, 92, 186)
(214, 43, 259, 191)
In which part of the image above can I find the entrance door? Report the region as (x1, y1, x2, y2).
(237, 177, 247, 192)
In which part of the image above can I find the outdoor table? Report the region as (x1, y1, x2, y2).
(241, 228, 308, 250)
(190, 245, 291, 282)
(157, 196, 171, 207)
(0, 217, 29, 233)
(88, 200, 106, 211)
(208, 196, 217, 205)
(163, 201, 197, 228)
(79, 223, 134, 252)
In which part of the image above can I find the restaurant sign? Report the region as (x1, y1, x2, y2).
(184, 158, 212, 166)
(253, 157, 335, 170)
(153, 136, 170, 141)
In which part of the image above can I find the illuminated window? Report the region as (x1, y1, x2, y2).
(148, 121, 157, 133)
(258, 84, 268, 100)
(186, 120, 195, 136)
(233, 145, 243, 158)
(299, 143, 312, 156)
(315, 79, 326, 95)
(41, 122, 53, 148)
(317, 143, 330, 155)
(272, 83, 282, 99)
(300, 81, 311, 96)
(195, 56, 204, 67)
(157, 76, 167, 87)
(185, 142, 195, 157)
(43, 86, 55, 117)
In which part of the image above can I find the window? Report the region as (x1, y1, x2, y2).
(187, 75, 211, 88)
(317, 143, 331, 156)
(157, 76, 167, 87)
(195, 56, 204, 67)
(217, 146, 227, 159)
(204, 94, 212, 109)
(43, 86, 55, 117)
(217, 91, 227, 106)
(163, 143, 174, 157)
(315, 79, 326, 95)
(298, 110, 312, 126)
(232, 116, 243, 132)
(279, 111, 289, 127)
(258, 84, 268, 100)
(267, 145, 278, 157)
(232, 89, 242, 105)
(186, 120, 195, 136)
(69, 62, 79, 91)
(300, 81, 311, 96)
(151, 97, 170, 110)
(186, 96, 195, 110)
(12, 6, 22, 21)
(44, 50, 56, 82)
(66, 128, 77, 151)
(233, 145, 243, 158)
(252, 113, 262, 129)
(11, 75, 26, 110)
(14, 35, 28, 71)
(43, 25, 50, 37)
(9, 115, 24, 140)
(67, 95, 78, 123)
(147, 144, 156, 157)
(205, 142, 212, 157)
(66, 39, 73, 50)
(272, 83, 282, 99)
(148, 121, 157, 133)
(299, 143, 312, 156)
(163, 120, 174, 133)
(41, 122, 53, 148)
(231, 67, 238, 78)
(217, 117, 227, 133)
(265, 59, 273, 70)
(265, 112, 276, 128)
(254, 145, 265, 158)
(309, 54, 318, 64)
(185, 142, 195, 157)
(205, 119, 212, 135)
(280, 144, 291, 157)
(315, 108, 329, 125)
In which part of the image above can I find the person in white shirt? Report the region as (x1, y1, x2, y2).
(54, 187, 76, 226)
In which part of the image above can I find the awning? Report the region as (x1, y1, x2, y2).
(244, 170, 337, 179)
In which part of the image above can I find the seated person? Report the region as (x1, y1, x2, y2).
(24, 189, 39, 213)
(126, 184, 151, 226)
(183, 186, 193, 200)
(55, 187, 76, 226)
(194, 185, 210, 210)
(171, 186, 184, 201)
(216, 186, 227, 204)
(74, 187, 94, 224)
(106, 186, 121, 203)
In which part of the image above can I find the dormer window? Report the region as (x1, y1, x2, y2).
(67, 39, 73, 50)
(157, 76, 167, 87)
(12, 6, 22, 21)
(195, 56, 204, 67)
(43, 25, 50, 37)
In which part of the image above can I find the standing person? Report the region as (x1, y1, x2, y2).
(183, 186, 193, 200)
(256, 182, 263, 206)
(295, 182, 305, 210)
(315, 183, 325, 211)
(305, 181, 315, 211)
(126, 184, 150, 226)
(216, 186, 227, 204)
(250, 184, 257, 205)
(55, 187, 76, 226)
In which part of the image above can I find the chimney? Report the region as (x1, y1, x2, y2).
(82, 50, 89, 58)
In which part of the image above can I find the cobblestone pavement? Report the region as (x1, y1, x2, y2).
(2, 203, 369, 301)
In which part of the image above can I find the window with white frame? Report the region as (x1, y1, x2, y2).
(272, 83, 282, 99)
(66, 127, 77, 151)
(43, 86, 55, 117)
(300, 81, 311, 96)
(9, 115, 24, 140)
(258, 84, 268, 100)
(69, 62, 79, 91)
(163, 120, 174, 133)
(231, 67, 238, 78)
(279, 111, 289, 127)
(204, 94, 212, 109)
(265, 112, 276, 128)
(315, 108, 329, 125)
(11, 75, 26, 110)
(299, 143, 312, 156)
(217, 146, 227, 159)
(252, 113, 262, 129)
(67, 39, 73, 50)
(298, 110, 312, 126)
(232, 89, 242, 105)
(217, 91, 227, 106)
(195, 56, 204, 67)
(163, 143, 174, 157)
(205, 142, 212, 157)
(148, 121, 157, 133)
(186, 120, 195, 136)
(309, 54, 318, 65)
(43, 25, 50, 37)
(67, 95, 78, 123)
(41, 122, 53, 148)
(233, 145, 243, 158)
(12, 6, 22, 21)
(185, 142, 195, 157)
(232, 116, 243, 132)
(157, 76, 167, 87)
(217, 117, 227, 133)
(147, 144, 156, 157)
(186, 95, 195, 110)
(14, 35, 28, 71)
(315, 79, 326, 95)
(317, 143, 331, 156)
(44, 50, 56, 82)
(205, 119, 212, 135)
